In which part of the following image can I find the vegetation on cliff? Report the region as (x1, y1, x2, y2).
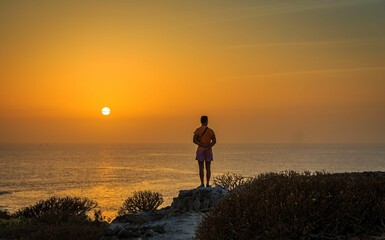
(197, 171, 385, 239)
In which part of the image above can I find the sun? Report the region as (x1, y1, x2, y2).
(101, 107, 110, 116)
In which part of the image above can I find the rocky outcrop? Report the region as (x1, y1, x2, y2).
(171, 186, 228, 212)
(103, 186, 228, 240)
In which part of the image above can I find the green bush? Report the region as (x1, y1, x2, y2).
(119, 191, 164, 215)
(213, 172, 249, 191)
(196, 171, 385, 239)
(13, 196, 98, 224)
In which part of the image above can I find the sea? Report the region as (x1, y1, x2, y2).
(1, 143, 385, 219)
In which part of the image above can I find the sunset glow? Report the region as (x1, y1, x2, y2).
(1, 0, 384, 144)
(1, 1, 385, 231)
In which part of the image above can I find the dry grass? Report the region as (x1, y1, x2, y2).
(196, 171, 385, 240)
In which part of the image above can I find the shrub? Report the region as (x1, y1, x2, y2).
(0, 209, 11, 220)
(196, 171, 385, 239)
(93, 209, 110, 223)
(13, 196, 98, 224)
(212, 172, 249, 191)
(1, 197, 107, 239)
(119, 191, 163, 215)
(0, 220, 107, 240)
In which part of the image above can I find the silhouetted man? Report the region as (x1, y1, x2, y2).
(193, 115, 216, 188)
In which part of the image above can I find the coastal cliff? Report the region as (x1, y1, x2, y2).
(102, 186, 228, 240)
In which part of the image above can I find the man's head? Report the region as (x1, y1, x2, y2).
(200, 115, 208, 125)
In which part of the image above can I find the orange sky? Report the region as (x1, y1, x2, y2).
(1, 0, 385, 144)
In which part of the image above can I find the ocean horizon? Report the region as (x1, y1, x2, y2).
(1, 143, 385, 218)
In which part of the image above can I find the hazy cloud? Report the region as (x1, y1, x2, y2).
(227, 37, 385, 49)
(233, 66, 385, 79)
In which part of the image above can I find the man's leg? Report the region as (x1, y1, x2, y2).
(198, 161, 204, 186)
(205, 161, 211, 186)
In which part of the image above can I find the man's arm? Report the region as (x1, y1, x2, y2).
(193, 134, 207, 147)
(205, 134, 216, 150)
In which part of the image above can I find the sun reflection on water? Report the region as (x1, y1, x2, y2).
(2, 143, 384, 220)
